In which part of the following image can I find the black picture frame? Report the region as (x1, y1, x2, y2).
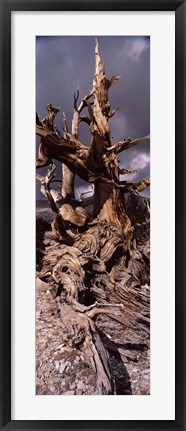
(0, 1, 185, 430)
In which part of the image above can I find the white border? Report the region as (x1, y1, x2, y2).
(11, 11, 175, 420)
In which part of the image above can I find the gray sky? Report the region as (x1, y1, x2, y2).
(36, 36, 150, 199)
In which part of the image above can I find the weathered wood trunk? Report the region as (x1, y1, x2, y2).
(89, 39, 132, 245)
(93, 182, 132, 244)
(61, 165, 75, 199)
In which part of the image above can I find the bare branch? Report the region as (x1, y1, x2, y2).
(108, 107, 118, 118)
(124, 177, 150, 193)
(79, 92, 93, 111)
(74, 87, 80, 111)
(79, 116, 91, 125)
(108, 75, 121, 87)
(107, 134, 150, 153)
(36, 112, 42, 126)
(36, 164, 56, 189)
(62, 112, 69, 137)
(42, 103, 60, 132)
(119, 167, 137, 175)
(36, 125, 84, 152)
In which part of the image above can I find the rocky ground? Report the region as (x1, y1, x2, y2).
(36, 195, 150, 396)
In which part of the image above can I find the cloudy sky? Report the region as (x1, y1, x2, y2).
(36, 36, 150, 199)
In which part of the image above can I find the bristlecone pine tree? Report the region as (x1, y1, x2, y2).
(36, 39, 150, 395)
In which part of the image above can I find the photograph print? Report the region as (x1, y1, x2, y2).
(36, 36, 150, 395)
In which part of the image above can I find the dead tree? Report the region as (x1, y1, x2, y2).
(36, 39, 149, 242)
(36, 39, 150, 395)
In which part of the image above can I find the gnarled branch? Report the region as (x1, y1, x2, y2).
(107, 134, 150, 154)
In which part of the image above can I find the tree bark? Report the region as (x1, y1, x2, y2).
(61, 164, 75, 199)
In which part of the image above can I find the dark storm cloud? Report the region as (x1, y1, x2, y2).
(36, 36, 150, 198)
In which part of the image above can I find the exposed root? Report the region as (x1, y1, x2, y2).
(37, 215, 150, 394)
